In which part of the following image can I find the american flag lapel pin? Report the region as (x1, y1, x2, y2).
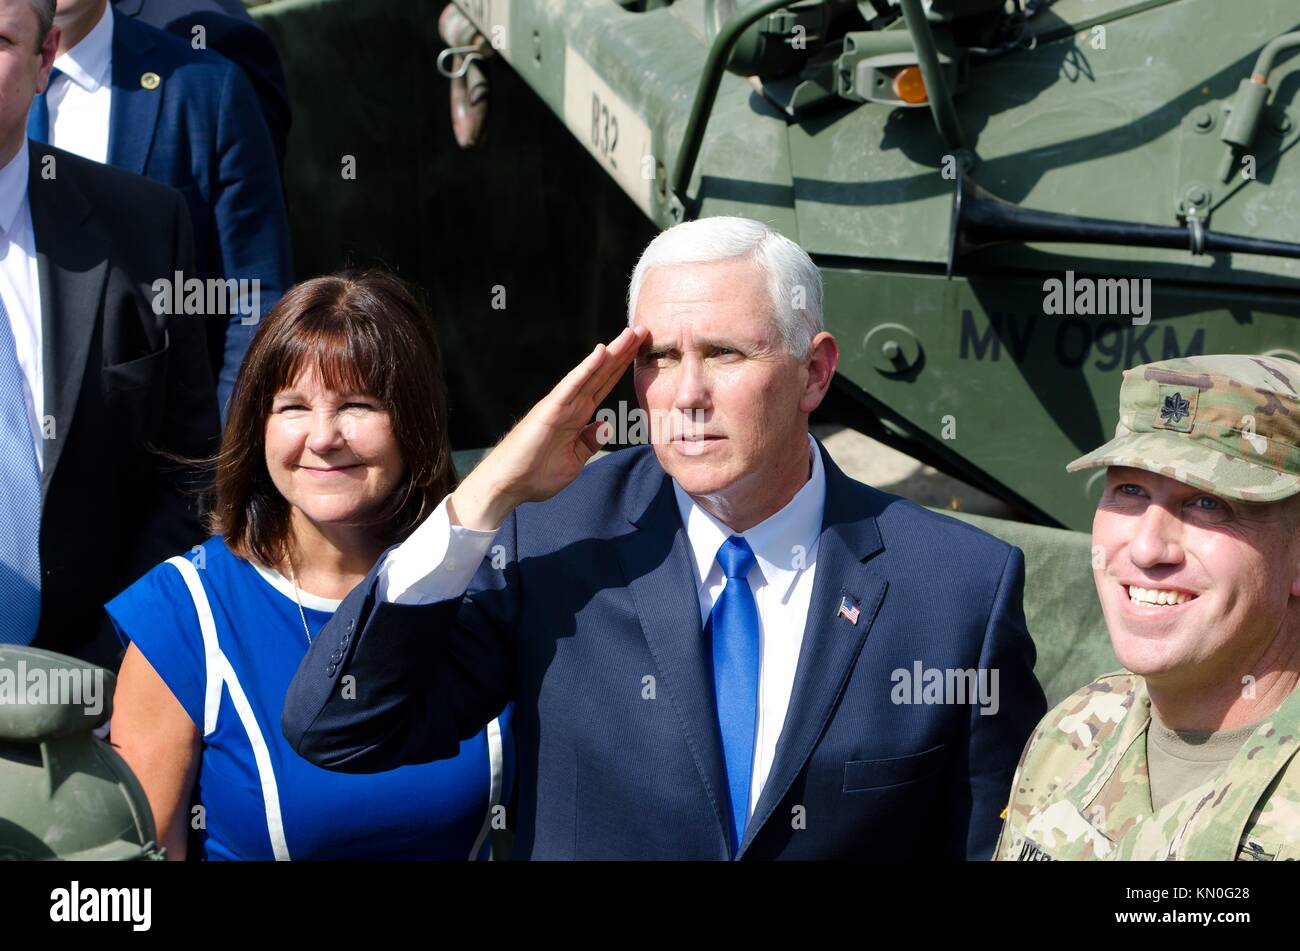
(836, 594, 860, 625)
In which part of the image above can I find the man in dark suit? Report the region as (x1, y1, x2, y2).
(111, 0, 291, 174)
(31, 0, 292, 418)
(283, 218, 1047, 859)
(0, 0, 219, 665)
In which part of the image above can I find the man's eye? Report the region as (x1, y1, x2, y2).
(1191, 495, 1224, 511)
(711, 347, 737, 357)
(1117, 483, 1144, 496)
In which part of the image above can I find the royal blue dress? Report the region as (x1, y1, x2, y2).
(106, 535, 513, 861)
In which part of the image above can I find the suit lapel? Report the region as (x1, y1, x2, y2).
(738, 440, 888, 857)
(28, 142, 110, 499)
(107, 8, 163, 176)
(613, 458, 732, 857)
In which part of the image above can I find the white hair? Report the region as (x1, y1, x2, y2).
(626, 216, 824, 359)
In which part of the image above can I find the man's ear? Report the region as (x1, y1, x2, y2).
(37, 24, 60, 92)
(798, 331, 838, 415)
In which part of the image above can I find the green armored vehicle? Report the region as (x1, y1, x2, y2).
(415, 0, 1300, 530)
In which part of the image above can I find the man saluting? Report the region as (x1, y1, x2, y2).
(283, 217, 1046, 860)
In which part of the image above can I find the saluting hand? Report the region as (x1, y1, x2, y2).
(448, 326, 650, 530)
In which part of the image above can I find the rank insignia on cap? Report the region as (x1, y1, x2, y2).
(836, 595, 860, 625)
(1154, 384, 1197, 432)
(1161, 392, 1190, 424)
(141, 72, 161, 90)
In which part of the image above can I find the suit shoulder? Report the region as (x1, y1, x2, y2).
(568, 445, 659, 496)
(32, 145, 185, 212)
(582, 444, 658, 477)
(512, 446, 659, 528)
(867, 487, 1017, 560)
(120, 12, 245, 77)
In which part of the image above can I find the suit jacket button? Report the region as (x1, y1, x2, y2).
(329, 651, 342, 664)
(347, 619, 355, 633)
(326, 664, 337, 677)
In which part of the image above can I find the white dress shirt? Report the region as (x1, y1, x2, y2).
(44, 4, 114, 164)
(377, 432, 827, 818)
(671, 432, 824, 818)
(0, 144, 46, 470)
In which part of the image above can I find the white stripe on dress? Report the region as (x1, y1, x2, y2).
(165, 557, 223, 738)
(469, 715, 506, 860)
(166, 556, 292, 861)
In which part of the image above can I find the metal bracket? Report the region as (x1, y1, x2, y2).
(437, 44, 486, 79)
(1176, 96, 1299, 226)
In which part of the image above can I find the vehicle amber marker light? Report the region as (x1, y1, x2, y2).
(892, 65, 929, 105)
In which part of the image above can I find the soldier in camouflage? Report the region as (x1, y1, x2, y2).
(996, 354, 1300, 861)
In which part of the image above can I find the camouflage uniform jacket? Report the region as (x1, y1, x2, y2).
(994, 672, 1300, 860)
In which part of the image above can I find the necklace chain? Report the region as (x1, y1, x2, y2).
(286, 557, 313, 646)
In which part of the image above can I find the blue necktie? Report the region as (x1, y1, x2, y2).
(0, 293, 43, 644)
(709, 535, 760, 857)
(27, 67, 62, 143)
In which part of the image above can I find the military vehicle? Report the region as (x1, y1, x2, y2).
(0, 646, 162, 860)
(419, 0, 1300, 531)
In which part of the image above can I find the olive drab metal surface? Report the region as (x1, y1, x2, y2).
(441, 0, 1300, 529)
(0, 646, 163, 861)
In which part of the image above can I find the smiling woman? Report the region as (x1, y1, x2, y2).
(211, 271, 455, 581)
(103, 271, 514, 861)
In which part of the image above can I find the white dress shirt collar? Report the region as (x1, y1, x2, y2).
(53, 3, 115, 93)
(0, 145, 29, 236)
(672, 432, 826, 600)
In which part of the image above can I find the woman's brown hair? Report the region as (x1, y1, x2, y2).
(209, 270, 457, 568)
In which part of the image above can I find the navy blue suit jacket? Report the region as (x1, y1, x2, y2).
(283, 440, 1047, 859)
(113, 0, 291, 172)
(108, 7, 292, 413)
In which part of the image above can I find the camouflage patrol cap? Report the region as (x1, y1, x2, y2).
(1067, 354, 1300, 502)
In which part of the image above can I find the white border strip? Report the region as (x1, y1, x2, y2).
(166, 556, 224, 737)
(469, 715, 506, 860)
(167, 556, 292, 861)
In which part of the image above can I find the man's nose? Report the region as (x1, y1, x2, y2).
(1127, 502, 1185, 570)
(672, 354, 711, 410)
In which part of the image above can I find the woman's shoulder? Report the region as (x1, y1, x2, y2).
(105, 536, 254, 637)
(112, 536, 235, 594)
(104, 539, 244, 732)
